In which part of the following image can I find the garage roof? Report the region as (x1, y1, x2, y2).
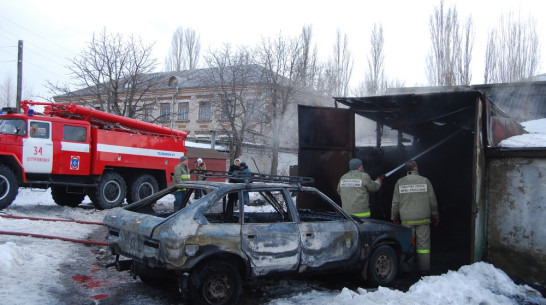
(333, 91, 499, 141)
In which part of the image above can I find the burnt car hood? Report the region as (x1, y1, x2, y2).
(104, 207, 166, 238)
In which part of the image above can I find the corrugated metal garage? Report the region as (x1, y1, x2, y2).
(297, 90, 545, 285)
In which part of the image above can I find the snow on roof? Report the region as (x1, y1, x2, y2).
(185, 140, 227, 151)
(499, 118, 546, 147)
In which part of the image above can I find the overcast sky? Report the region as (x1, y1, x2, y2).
(1, 0, 545, 101)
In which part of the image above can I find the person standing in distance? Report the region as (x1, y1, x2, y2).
(240, 162, 251, 205)
(193, 158, 206, 199)
(173, 156, 190, 210)
(337, 158, 384, 218)
(391, 160, 439, 276)
(225, 158, 242, 221)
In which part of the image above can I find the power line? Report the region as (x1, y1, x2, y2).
(0, 14, 77, 81)
(0, 14, 78, 57)
(0, 26, 74, 66)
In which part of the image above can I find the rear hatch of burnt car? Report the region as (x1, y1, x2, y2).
(104, 208, 168, 261)
(103, 183, 219, 263)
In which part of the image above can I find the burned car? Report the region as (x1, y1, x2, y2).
(104, 171, 413, 305)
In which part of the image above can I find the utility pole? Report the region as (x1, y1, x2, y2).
(16, 40, 23, 111)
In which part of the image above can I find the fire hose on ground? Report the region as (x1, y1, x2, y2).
(0, 214, 107, 246)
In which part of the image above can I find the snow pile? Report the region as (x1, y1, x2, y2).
(499, 118, 546, 147)
(268, 263, 545, 305)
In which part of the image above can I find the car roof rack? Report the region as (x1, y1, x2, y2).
(190, 169, 315, 188)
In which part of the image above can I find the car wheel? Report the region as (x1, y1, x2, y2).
(0, 164, 18, 209)
(51, 185, 85, 207)
(367, 245, 398, 286)
(93, 172, 126, 209)
(126, 174, 158, 203)
(190, 261, 241, 305)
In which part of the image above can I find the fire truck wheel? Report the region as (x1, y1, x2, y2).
(126, 174, 159, 203)
(93, 172, 126, 209)
(51, 186, 86, 207)
(0, 165, 18, 209)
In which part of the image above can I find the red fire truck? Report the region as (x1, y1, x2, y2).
(0, 100, 187, 210)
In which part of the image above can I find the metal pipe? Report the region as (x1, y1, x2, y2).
(171, 86, 179, 130)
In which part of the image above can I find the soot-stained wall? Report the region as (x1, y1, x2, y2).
(487, 157, 546, 285)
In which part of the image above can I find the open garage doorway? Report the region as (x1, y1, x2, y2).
(298, 91, 500, 274)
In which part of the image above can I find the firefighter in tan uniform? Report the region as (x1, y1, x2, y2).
(391, 160, 439, 276)
(337, 158, 384, 218)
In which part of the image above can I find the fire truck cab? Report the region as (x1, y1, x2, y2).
(0, 101, 187, 210)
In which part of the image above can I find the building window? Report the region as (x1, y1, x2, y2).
(219, 100, 234, 121)
(248, 100, 261, 119)
(199, 101, 211, 121)
(144, 104, 153, 122)
(177, 102, 189, 121)
(160, 103, 170, 122)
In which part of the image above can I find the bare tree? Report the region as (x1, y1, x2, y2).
(0, 76, 15, 107)
(48, 29, 159, 119)
(165, 27, 201, 71)
(297, 25, 322, 90)
(325, 30, 353, 97)
(365, 23, 385, 96)
(203, 44, 264, 162)
(257, 33, 307, 174)
(458, 17, 474, 85)
(1, 75, 36, 107)
(484, 12, 541, 83)
(426, 0, 474, 86)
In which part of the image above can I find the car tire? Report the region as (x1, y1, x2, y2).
(0, 164, 18, 209)
(93, 172, 126, 209)
(126, 174, 158, 204)
(51, 185, 85, 207)
(190, 261, 241, 305)
(367, 245, 398, 286)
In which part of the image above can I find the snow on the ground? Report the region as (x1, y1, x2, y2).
(499, 118, 546, 147)
(1, 189, 545, 305)
(268, 263, 545, 305)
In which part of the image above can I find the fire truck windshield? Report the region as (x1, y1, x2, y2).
(0, 119, 26, 136)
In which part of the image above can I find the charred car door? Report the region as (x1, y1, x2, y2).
(240, 189, 301, 276)
(293, 189, 360, 271)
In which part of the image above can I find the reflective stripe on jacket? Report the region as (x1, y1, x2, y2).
(174, 163, 190, 191)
